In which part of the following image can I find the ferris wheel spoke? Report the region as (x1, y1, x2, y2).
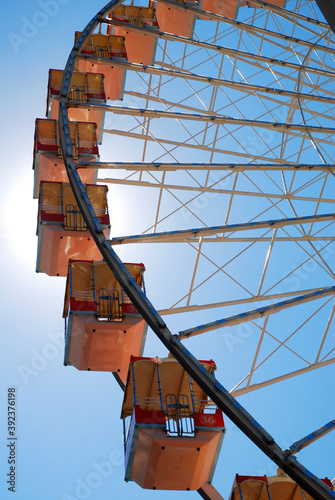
(287, 420, 335, 455)
(77, 160, 335, 171)
(157, 285, 332, 315)
(108, 212, 335, 244)
(78, 56, 335, 103)
(243, 0, 329, 27)
(98, 177, 334, 206)
(92, 103, 335, 134)
(103, 18, 334, 77)
(101, 127, 334, 162)
(231, 357, 335, 397)
(118, 91, 335, 123)
(177, 286, 335, 338)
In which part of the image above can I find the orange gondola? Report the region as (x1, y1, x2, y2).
(33, 118, 98, 198)
(122, 356, 225, 490)
(229, 473, 333, 500)
(63, 260, 147, 382)
(46, 69, 106, 144)
(36, 182, 110, 276)
(200, 0, 239, 20)
(155, 0, 198, 39)
(75, 31, 127, 101)
(111, 5, 159, 65)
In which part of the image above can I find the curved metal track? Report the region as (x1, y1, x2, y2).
(58, 1, 334, 498)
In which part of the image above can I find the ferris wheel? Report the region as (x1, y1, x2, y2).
(33, 0, 335, 498)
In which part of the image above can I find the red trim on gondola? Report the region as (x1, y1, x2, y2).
(235, 474, 268, 484)
(36, 142, 58, 152)
(194, 409, 225, 428)
(87, 92, 106, 100)
(78, 146, 99, 155)
(39, 211, 64, 223)
(49, 88, 60, 96)
(122, 303, 140, 315)
(70, 298, 97, 313)
(98, 214, 110, 226)
(134, 406, 166, 425)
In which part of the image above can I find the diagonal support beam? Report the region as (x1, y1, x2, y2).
(178, 287, 335, 338)
(239, 0, 329, 28)
(77, 161, 335, 172)
(73, 60, 335, 105)
(287, 420, 335, 455)
(159, 287, 335, 316)
(72, 101, 335, 135)
(231, 358, 335, 396)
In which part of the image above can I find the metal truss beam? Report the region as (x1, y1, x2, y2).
(158, 287, 335, 316)
(146, 237, 334, 242)
(77, 57, 335, 104)
(101, 18, 334, 78)
(78, 161, 335, 172)
(75, 101, 335, 136)
(97, 177, 335, 205)
(121, 89, 335, 124)
(101, 128, 334, 163)
(287, 420, 335, 456)
(239, 0, 329, 28)
(108, 1, 335, 54)
(178, 287, 335, 338)
(231, 358, 335, 397)
(57, 2, 335, 499)
(184, 237, 334, 242)
(109, 213, 335, 245)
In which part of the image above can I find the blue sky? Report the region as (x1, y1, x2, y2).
(0, 1, 334, 499)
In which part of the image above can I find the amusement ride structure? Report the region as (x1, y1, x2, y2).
(32, 0, 335, 498)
